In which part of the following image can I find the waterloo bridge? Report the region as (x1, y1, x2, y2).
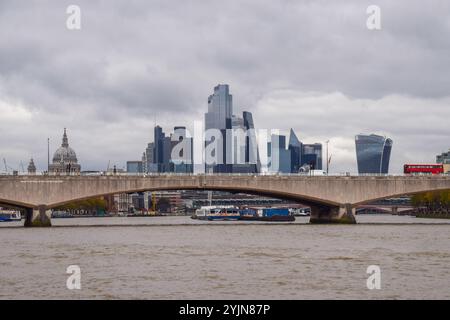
(0, 174, 449, 227)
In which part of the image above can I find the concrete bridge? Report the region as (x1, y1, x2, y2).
(0, 174, 449, 226)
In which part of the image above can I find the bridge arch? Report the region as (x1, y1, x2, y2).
(353, 186, 450, 206)
(0, 198, 35, 209)
(47, 185, 342, 209)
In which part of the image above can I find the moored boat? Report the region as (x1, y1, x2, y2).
(0, 209, 22, 222)
(239, 207, 296, 222)
(256, 215, 295, 222)
(51, 210, 74, 218)
(192, 206, 296, 222)
(290, 208, 311, 216)
(192, 206, 241, 221)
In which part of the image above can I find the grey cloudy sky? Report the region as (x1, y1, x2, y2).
(0, 0, 449, 173)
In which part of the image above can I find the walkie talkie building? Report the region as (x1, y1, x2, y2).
(355, 134, 393, 174)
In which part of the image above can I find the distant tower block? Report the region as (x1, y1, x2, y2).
(27, 158, 36, 175)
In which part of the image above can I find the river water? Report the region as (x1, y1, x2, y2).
(0, 215, 449, 299)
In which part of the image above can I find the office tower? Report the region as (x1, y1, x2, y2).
(288, 129, 302, 173)
(302, 143, 323, 170)
(163, 136, 172, 172)
(355, 134, 393, 174)
(204, 84, 233, 173)
(268, 134, 291, 173)
(142, 125, 194, 174)
(229, 112, 261, 173)
(152, 125, 174, 172)
(154, 125, 165, 169)
(243, 111, 260, 173)
(204, 85, 260, 173)
(205, 84, 233, 130)
(145, 142, 157, 173)
(436, 149, 450, 173)
(436, 149, 450, 164)
(231, 115, 246, 168)
(170, 126, 193, 173)
(380, 138, 392, 174)
(126, 161, 143, 173)
(231, 115, 244, 129)
(141, 152, 147, 173)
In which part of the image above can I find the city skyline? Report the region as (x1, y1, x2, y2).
(1, 86, 448, 174)
(0, 1, 449, 173)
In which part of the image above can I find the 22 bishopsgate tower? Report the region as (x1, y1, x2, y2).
(204, 84, 259, 173)
(205, 84, 234, 173)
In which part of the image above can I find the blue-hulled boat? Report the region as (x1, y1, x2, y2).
(0, 210, 21, 222)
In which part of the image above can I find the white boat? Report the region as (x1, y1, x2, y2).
(192, 206, 240, 221)
(290, 208, 311, 216)
(0, 209, 22, 222)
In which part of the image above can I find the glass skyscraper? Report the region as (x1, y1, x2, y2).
(355, 134, 393, 174)
(141, 125, 193, 173)
(144, 142, 156, 173)
(302, 143, 323, 170)
(204, 84, 260, 173)
(126, 161, 143, 173)
(170, 126, 193, 173)
(229, 112, 260, 173)
(436, 149, 450, 164)
(268, 134, 291, 173)
(154, 126, 165, 166)
(436, 149, 450, 174)
(205, 84, 233, 131)
(288, 128, 302, 173)
(205, 84, 233, 173)
(243, 111, 260, 173)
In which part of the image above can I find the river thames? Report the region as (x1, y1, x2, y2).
(1, 215, 449, 299)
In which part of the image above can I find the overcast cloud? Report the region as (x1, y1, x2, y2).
(0, 0, 449, 173)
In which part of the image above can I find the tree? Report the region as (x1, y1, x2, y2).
(411, 190, 450, 216)
(156, 197, 171, 213)
(54, 197, 107, 215)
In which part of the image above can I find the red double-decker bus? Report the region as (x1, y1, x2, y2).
(404, 164, 444, 175)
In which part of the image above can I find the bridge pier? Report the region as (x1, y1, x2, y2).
(309, 203, 356, 224)
(24, 205, 52, 227)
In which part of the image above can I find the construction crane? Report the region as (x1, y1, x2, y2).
(3, 158, 17, 174)
(20, 161, 25, 173)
